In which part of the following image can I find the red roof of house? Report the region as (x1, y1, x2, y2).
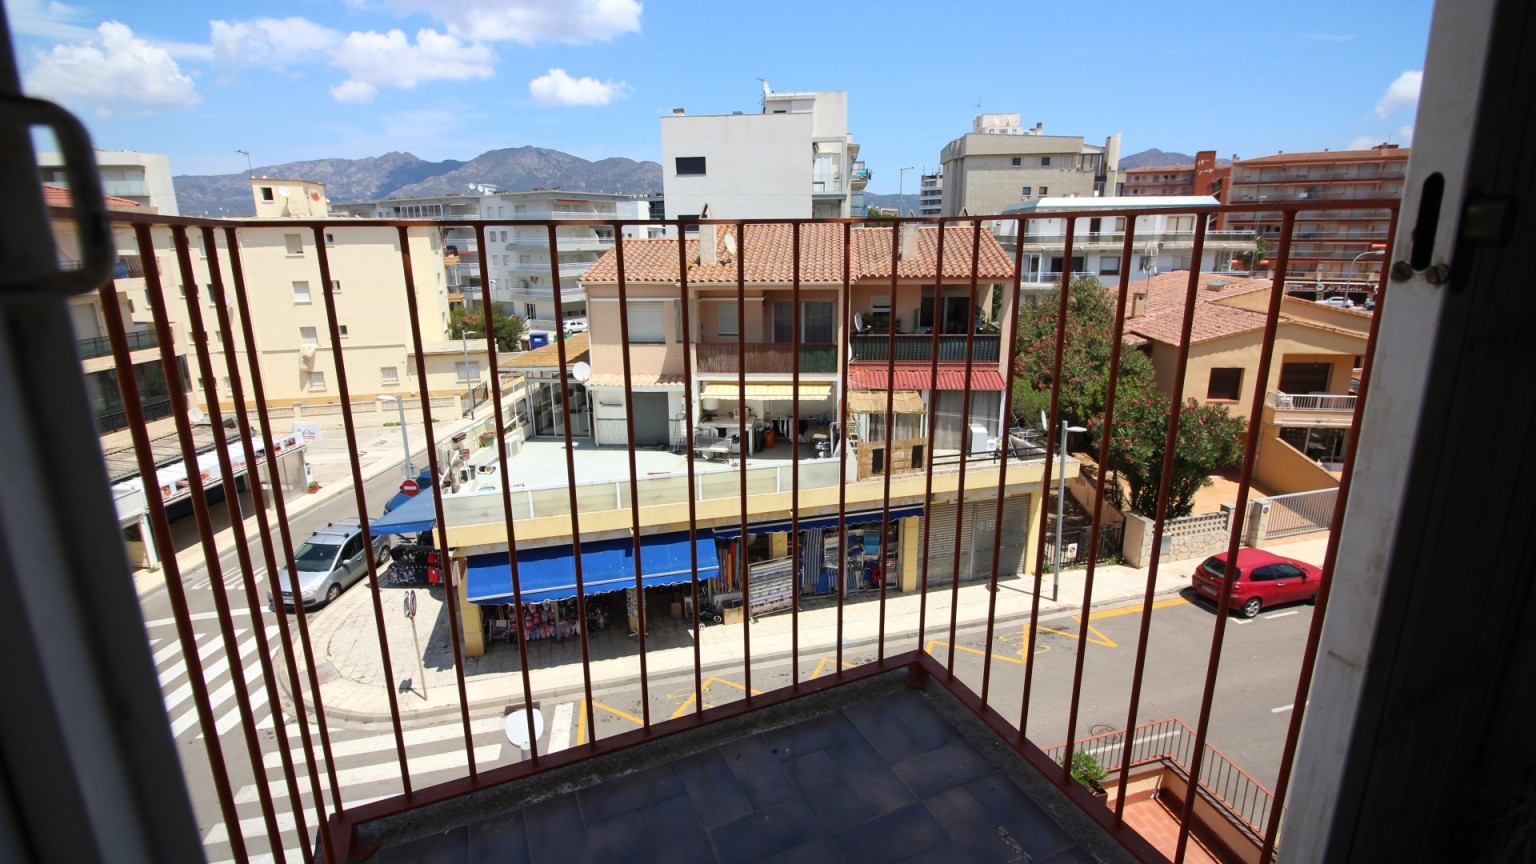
(1121, 272, 1276, 347)
(1236, 147, 1409, 166)
(42, 183, 140, 209)
(582, 224, 1015, 285)
(847, 367, 1006, 391)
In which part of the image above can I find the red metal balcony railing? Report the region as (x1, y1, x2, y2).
(71, 197, 1395, 864)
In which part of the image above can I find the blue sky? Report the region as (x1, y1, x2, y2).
(13, 0, 1434, 190)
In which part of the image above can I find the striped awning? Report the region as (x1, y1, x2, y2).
(847, 390, 926, 414)
(701, 382, 833, 400)
(847, 368, 1007, 391)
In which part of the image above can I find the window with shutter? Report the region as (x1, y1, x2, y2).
(627, 301, 666, 343)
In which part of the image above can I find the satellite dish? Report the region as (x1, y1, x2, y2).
(571, 361, 591, 382)
(1040, 410, 1049, 432)
(723, 234, 737, 258)
(279, 187, 291, 198)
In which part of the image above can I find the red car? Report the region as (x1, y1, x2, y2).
(1190, 549, 1321, 618)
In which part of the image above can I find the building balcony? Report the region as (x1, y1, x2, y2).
(73, 197, 1400, 864)
(1267, 389, 1357, 415)
(505, 236, 614, 252)
(849, 333, 1000, 365)
(78, 327, 156, 360)
(696, 342, 837, 374)
(502, 260, 595, 278)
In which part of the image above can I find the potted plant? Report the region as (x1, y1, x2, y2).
(1067, 750, 1109, 800)
(308, 480, 320, 494)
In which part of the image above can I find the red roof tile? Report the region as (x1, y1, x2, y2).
(1236, 147, 1409, 165)
(1122, 272, 1277, 347)
(582, 224, 1014, 285)
(43, 183, 140, 209)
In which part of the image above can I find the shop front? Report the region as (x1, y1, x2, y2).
(694, 382, 838, 458)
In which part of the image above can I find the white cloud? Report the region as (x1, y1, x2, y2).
(25, 21, 200, 116)
(211, 17, 344, 68)
(7, 0, 96, 42)
(1375, 70, 1422, 118)
(387, 0, 642, 45)
(1348, 135, 1380, 150)
(529, 68, 630, 106)
(330, 28, 495, 102)
(1397, 125, 1415, 146)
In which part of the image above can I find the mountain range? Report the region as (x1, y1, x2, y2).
(173, 147, 663, 217)
(1117, 148, 1231, 170)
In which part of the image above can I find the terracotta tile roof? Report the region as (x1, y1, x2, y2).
(1236, 147, 1409, 165)
(582, 224, 1014, 285)
(847, 367, 1006, 391)
(1123, 272, 1276, 347)
(43, 183, 140, 209)
(500, 332, 588, 369)
(1125, 165, 1194, 174)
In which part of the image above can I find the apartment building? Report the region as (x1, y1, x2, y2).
(1122, 271, 1370, 493)
(38, 148, 179, 215)
(335, 189, 658, 327)
(939, 114, 1121, 218)
(917, 171, 942, 217)
(994, 196, 1257, 290)
(1224, 144, 1408, 281)
(1123, 164, 1195, 196)
(660, 82, 868, 220)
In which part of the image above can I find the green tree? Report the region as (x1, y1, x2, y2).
(1010, 276, 1158, 430)
(1089, 394, 1246, 518)
(450, 304, 525, 353)
(1236, 234, 1268, 271)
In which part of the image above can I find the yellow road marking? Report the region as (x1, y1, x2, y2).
(808, 657, 858, 680)
(1085, 595, 1191, 621)
(669, 676, 764, 720)
(925, 637, 1050, 665)
(575, 699, 645, 745)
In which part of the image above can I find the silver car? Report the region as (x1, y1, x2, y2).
(273, 520, 390, 609)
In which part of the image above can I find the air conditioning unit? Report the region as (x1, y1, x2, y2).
(968, 423, 989, 455)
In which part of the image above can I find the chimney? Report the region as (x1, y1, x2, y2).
(698, 223, 717, 265)
(1130, 290, 1147, 319)
(898, 222, 920, 261)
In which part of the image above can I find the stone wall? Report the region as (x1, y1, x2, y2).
(1123, 509, 1235, 568)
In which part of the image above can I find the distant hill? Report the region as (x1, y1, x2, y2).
(173, 147, 662, 217)
(1118, 148, 1231, 171)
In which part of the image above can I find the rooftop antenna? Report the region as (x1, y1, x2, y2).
(235, 149, 253, 179)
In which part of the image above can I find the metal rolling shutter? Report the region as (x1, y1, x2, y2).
(921, 501, 966, 589)
(626, 301, 665, 343)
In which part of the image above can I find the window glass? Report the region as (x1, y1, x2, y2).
(1207, 367, 1243, 400)
(340, 535, 364, 560)
(1249, 565, 1276, 582)
(675, 156, 707, 176)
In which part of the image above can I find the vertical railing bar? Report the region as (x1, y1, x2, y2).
(309, 226, 414, 794)
(678, 229, 704, 716)
(1019, 219, 1074, 743)
(790, 223, 802, 681)
(538, 221, 599, 741)
(876, 221, 901, 660)
(916, 220, 948, 660)
(167, 225, 291, 861)
(1174, 212, 1292, 864)
(1259, 208, 1398, 863)
(223, 226, 346, 826)
(979, 214, 1033, 709)
(103, 227, 249, 864)
(835, 222, 853, 671)
(612, 223, 651, 726)
(734, 222, 752, 700)
(943, 223, 983, 674)
(200, 226, 313, 856)
(394, 226, 484, 770)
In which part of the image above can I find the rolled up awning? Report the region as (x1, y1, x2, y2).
(847, 390, 925, 414)
(701, 382, 833, 400)
(466, 532, 720, 605)
(712, 505, 925, 539)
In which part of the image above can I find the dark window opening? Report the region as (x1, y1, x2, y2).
(260, 187, 274, 201)
(871, 447, 885, 474)
(912, 445, 924, 469)
(1207, 367, 1243, 401)
(675, 157, 707, 176)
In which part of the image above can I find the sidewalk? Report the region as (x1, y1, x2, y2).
(130, 411, 485, 600)
(284, 534, 1334, 725)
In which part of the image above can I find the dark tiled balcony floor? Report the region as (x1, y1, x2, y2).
(365, 674, 1131, 864)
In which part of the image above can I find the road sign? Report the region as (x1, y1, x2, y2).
(403, 590, 417, 619)
(400, 478, 420, 496)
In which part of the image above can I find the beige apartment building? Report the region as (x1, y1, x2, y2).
(939, 114, 1122, 219)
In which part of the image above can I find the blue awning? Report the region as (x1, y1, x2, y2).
(712, 505, 924, 540)
(466, 532, 720, 606)
(369, 489, 438, 536)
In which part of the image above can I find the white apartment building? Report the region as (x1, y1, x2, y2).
(939, 115, 1121, 219)
(995, 196, 1258, 291)
(660, 82, 869, 220)
(336, 190, 658, 327)
(38, 149, 179, 215)
(918, 172, 943, 217)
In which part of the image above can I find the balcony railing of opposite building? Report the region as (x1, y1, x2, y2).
(849, 333, 1000, 364)
(696, 342, 837, 374)
(79, 327, 155, 359)
(65, 197, 1396, 864)
(1266, 391, 1358, 412)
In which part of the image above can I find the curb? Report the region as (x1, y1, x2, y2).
(285, 584, 1191, 726)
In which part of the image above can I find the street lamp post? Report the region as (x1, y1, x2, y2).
(377, 395, 414, 477)
(461, 329, 478, 414)
(1053, 419, 1088, 601)
(898, 166, 916, 217)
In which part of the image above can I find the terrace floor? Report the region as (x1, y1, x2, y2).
(361, 672, 1132, 864)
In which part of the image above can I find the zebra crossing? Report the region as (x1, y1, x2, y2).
(146, 616, 581, 863)
(185, 564, 270, 592)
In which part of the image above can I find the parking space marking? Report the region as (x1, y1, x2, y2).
(668, 677, 762, 721)
(807, 658, 858, 680)
(1272, 704, 1294, 713)
(1264, 611, 1299, 620)
(1086, 596, 1192, 621)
